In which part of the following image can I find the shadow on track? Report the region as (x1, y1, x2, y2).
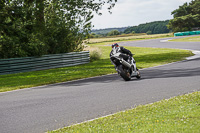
(140, 58, 200, 80)
(33, 58, 200, 89)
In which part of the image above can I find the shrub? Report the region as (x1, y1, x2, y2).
(89, 48, 102, 62)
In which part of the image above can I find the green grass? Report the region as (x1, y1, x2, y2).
(0, 46, 193, 92)
(49, 91, 200, 133)
(170, 36, 200, 42)
(98, 46, 192, 68)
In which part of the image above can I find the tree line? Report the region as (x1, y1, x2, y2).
(90, 20, 170, 38)
(124, 20, 170, 34)
(0, 0, 117, 59)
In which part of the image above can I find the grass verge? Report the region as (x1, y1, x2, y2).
(170, 36, 200, 42)
(86, 33, 173, 44)
(0, 46, 193, 92)
(48, 91, 200, 133)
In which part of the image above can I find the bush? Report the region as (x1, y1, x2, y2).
(107, 30, 120, 36)
(89, 48, 102, 62)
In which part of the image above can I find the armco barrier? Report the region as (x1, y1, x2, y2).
(174, 30, 200, 37)
(0, 51, 90, 75)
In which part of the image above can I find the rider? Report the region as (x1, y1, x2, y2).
(110, 43, 135, 70)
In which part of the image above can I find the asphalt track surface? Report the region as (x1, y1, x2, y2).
(0, 36, 200, 133)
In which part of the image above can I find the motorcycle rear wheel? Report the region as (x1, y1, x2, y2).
(118, 65, 131, 81)
(136, 70, 141, 79)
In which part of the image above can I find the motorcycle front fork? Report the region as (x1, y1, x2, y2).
(130, 58, 137, 72)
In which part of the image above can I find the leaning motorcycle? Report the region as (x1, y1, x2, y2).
(110, 53, 141, 81)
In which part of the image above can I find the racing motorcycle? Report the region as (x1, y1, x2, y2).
(110, 53, 141, 81)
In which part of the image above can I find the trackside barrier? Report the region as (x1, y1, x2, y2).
(0, 51, 90, 75)
(174, 30, 200, 37)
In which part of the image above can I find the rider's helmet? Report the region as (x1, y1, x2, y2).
(112, 43, 119, 48)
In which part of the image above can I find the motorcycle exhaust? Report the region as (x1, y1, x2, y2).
(121, 59, 132, 68)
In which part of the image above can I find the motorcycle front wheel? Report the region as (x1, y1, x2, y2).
(118, 65, 131, 81)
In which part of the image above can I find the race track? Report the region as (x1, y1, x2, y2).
(0, 36, 200, 133)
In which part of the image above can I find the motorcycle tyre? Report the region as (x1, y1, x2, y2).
(118, 65, 131, 81)
(136, 69, 141, 79)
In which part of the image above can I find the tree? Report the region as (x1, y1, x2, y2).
(107, 30, 120, 36)
(124, 20, 170, 34)
(168, 0, 200, 32)
(0, 0, 117, 59)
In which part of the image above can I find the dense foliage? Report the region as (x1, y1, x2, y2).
(0, 0, 117, 59)
(107, 30, 120, 36)
(124, 20, 170, 34)
(168, 0, 200, 32)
